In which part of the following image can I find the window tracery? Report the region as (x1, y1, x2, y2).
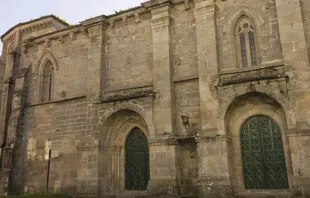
(235, 16, 258, 67)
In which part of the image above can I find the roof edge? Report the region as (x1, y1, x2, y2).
(1, 15, 70, 41)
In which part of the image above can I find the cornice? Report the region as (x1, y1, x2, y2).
(1, 15, 69, 41)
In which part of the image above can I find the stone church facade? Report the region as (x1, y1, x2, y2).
(0, 0, 310, 197)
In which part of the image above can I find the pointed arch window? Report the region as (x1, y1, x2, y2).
(235, 16, 258, 67)
(42, 61, 54, 102)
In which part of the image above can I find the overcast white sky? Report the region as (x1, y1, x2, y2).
(0, 0, 145, 54)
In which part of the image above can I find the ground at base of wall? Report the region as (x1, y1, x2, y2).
(0, 194, 72, 198)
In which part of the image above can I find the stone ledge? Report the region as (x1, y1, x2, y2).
(287, 129, 310, 137)
(173, 74, 198, 83)
(27, 95, 86, 107)
(217, 63, 287, 86)
(100, 89, 155, 104)
(102, 82, 153, 93)
(219, 61, 284, 75)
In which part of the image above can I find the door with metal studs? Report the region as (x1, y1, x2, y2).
(241, 116, 289, 189)
(125, 128, 150, 190)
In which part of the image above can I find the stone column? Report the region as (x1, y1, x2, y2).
(0, 52, 15, 156)
(109, 147, 121, 195)
(148, 141, 179, 197)
(83, 17, 109, 101)
(6, 68, 29, 195)
(150, 2, 175, 135)
(196, 137, 232, 197)
(194, 0, 219, 134)
(75, 17, 109, 197)
(275, 0, 309, 69)
(145, 2, 179, 196)
(275, 0, 310, 196)
(194, 0, 232, 197)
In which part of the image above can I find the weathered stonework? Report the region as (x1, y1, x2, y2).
(0, 56, 4, 106)
(0, 0, 310, 197)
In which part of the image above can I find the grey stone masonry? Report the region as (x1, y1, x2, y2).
(0, 0, 309, 197)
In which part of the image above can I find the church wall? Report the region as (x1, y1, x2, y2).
(301, 0, 310, 62)
(24, 97, 86, 194)
(103, 12, 153, 92)
(171, 3, 200, 138)
(0, 57, 4, 105)
(176, 139, 198, 196)
(172, 2, 198, 80)
(174, 79, 200, 136)
(22, 31, 88, 104)
(217, 0, 283, 70)
(275, 0, 310, 128)
(1, 0, 310, 197)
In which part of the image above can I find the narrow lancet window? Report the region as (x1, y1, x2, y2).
(240, 33, 247, 67)
(235, 15, 258, 67)
(42, 61, 54, 102)
(249, 31, 257, 66)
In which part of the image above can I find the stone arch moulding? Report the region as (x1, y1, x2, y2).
(94, 102, 155, 139)
(223, 5, 267, 34)
(107, 116, 149, 147)
(226, 102, 294, 192)
(217, 89, 297, 134)
(36, 51, 58, 74)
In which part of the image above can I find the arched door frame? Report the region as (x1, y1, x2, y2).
(105, 121, 149, 195)
(228, 107, 293, 194)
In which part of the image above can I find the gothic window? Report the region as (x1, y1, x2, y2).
(125, 128, 150, 190)
(235, 16, 258, 67)
(42, 61, 54, 102)
(241, 116, 288, 189)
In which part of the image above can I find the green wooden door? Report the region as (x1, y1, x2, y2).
(125, 128, 150, 190)
(241, 116, 288, 189)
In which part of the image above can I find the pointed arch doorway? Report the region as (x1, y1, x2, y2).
(125, 127, 150, 190)
(241, 116, 289, 189)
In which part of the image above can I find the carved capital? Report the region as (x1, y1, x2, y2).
(76, 138, 99, 151)
(150, 5, 172, 29)
(194, 0, 218, 19)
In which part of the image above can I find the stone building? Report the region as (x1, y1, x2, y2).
(0, 56, 4, 105)
(0, 0, 310, 197)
